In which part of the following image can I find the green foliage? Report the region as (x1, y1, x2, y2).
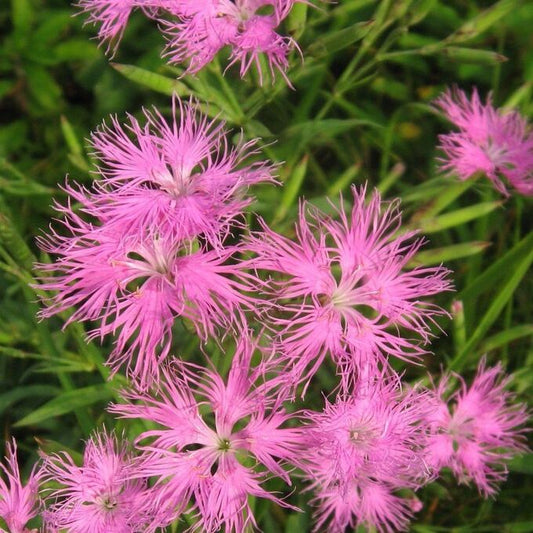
(0, 0, 531, 531)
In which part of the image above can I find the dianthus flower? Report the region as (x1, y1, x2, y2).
(35, 97, 268, 386)
(426, 358, 529, 496)
(36, 223, 255, 386)
(436, 87, 533, 196)
(161, 0, 299, 83)
(82, 98, 275, 245)
(249, 184, 451, 390)
(76, 0, 302, 82)
(41, 430, 163, 532)
(76, 0, 139, 54)
(110, 338, 301, 532)
(0, 440, 42, 533)
(301, 376, 431, 533)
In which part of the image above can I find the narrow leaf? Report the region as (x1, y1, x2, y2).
(440, 47, 507, 64)
(459, 232, 533, 302)
(480, 325, 533, 353)
(274, 155, 308, 222)
(14, 384, 113, 427)
(447, 0, 517, 44)
(0, 385, 59, 416)
(450, 237, 533, 371)
(307, 20, 374, 57)
(409, 241, 489, 266)
(112, 63, 189, 97)
(416, 201, 501, 234)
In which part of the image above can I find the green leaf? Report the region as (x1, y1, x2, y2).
(0, 385, 59, 416)
(112, 63, 189, 98)
(0, 196, 36, 270)
(0, 346, 95, 373)
(0, 80, 14, 99)
(408, 176, 478, 221)
(60, 115, 83, 156)
(328, 164, 361, 196)
(409, 241, 489, 266)
(446, 0, 517, 44)
(35, 438, 83, 465)
(459, 232, 533, 303)
(284, 511, 309, 533)
(281, 118, 381, 152)
(450, 232, 533, 371)
(286, 2, 308, 40)
(509, 453, 533, 475)
(405, 0, 438, 25)
(53, 40, 100, 62)
(480, 325, 533, 353)
(274, 155, 308, 222)
(439, 46, 507, 65)
(11, 0, 34, 39)
(14, 384, 114, 427)
(31, 10, 72, 44)
(415, 201, 502, 234)
(25, 64, 63, 112)
(307, 20, 374, 57)
(0, 157, 53, 196)
(502, 523, 533, 533)
(182, 65, 245, 123)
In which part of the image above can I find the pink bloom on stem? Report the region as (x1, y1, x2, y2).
(36, 222, 255, 386)
(76, 0, 302, 83)
(35, 96, 270, 386)
(75, 0, 138, 54)
(301, 376, 431, 533)
(159, 0, 300, 83)
(249, 184, 451, 391)
(86, 97, 275, 245)
(110, 338, 301, 532)
(41, 430, 163, 533)
(436, 87, 533, 196)
(0, 439, 42, 533)
(426, 358, 529, 496)
(159, 2, 240, 75)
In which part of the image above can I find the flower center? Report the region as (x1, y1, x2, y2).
(217, 437, 232, 452)
(348, 422, 377, 449)
(96, 493, 119, 513)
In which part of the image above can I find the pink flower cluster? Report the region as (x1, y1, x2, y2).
(436, 87, 533, 196)
(26, 92, 530, 532)
(250, 187, 451, 391)
(3, 357, 527, 532)
(41, 431, 160, 532)
(35, 98, 273, 386)
(426, 359, 529, 496)
(0, 440, 42, 533)
(301, 377, 432, 533)
(76, 0, 303, 82)
(110, 338, 301, 532)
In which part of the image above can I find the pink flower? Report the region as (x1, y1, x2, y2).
(41, 430, 163, 532)
(249, 185, 451, 390)
(436, 87, 533, 196)
(75, 0, 137, 54)
(85, 98, 275, 245)
(0, 439, 42, 533)
(162, 0, 298, 83)
(110, 338, 301, 532)
(301, 376, 431, 533)
(36, 223, 255, 386)
(159, 1, 239, 75)
(35, 97, 269, 386)
(426, 358, 529, 496)
(75, 0, 302, 83)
